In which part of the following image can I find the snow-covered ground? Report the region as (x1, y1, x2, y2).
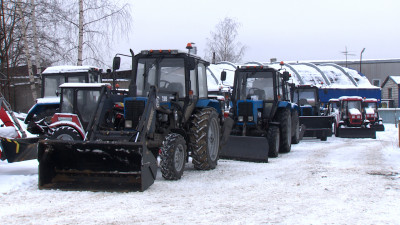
(1, 125, 400, 224)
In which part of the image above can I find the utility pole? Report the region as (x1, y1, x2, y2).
(360, 48, 366, 74)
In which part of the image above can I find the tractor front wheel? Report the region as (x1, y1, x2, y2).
(160, 133, 187, 180)
(50, 126, 82, 140)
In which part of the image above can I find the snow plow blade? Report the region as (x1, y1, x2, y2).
(0, 137, 40, 163)
(220, 136, 269, 162)
(38, 140, 157, 192)
(300, 116, 333, 140)
(372, 124, 385, 132)
(337, 127, 376, 139)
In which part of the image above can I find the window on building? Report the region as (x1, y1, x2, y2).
(388, 88, 393, 99)
(373, 79, 380, 87)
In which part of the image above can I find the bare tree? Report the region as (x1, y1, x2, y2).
(205, 17, 246, 63)
(52, 0, 132, 67)
(16, 0, 37, 100)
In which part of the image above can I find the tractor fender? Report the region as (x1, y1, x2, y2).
(277, 101, 292, 110)
(196, 99, 222, 115)
(49, 121, 86, 139)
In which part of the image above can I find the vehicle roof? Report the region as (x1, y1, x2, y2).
(339, 96, 363, 101)
(363, 98, 378, 102)
(59, 83, 111, 88)
(42, 65, 99, 74)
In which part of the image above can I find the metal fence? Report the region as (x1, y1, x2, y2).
(378, 108, 400, 124)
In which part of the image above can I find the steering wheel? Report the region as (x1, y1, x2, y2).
(248, 88, 261, 95)
(160, 80, 170, 89)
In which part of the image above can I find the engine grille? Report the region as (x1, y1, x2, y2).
(125, 100, 145, 129)
(238, 102, 253, 121)
(302, 107, 313, 116)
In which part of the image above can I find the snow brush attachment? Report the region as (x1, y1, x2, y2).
(38, 139, 157, 192)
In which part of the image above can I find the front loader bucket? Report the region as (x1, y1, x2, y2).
(337, 127, 376, 139)
(1, 137, 40, 163)
(38, 140, 157, 192)
(220, 135, 269, 162)
(300, 116, 333, 140)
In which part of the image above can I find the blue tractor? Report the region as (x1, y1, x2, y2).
(37, 45, 232, 191)
(219, 65, 300, 162)
(291, 85, 333, 141)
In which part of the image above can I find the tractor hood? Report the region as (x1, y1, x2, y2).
(348, 108, 361, 116)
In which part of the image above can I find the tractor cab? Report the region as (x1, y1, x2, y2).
(339, 96, 363, 127)
(230, 65, 290, 125)
(292, 85, 319, 116)
(363, 98, 384, 131)
(50, 83, 111, 136)
(326, 98, 340, 116)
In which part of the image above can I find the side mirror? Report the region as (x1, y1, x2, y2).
(221, 71, 227, 81)
(282, 71, 290, 81)
(113, 57, 121, 71)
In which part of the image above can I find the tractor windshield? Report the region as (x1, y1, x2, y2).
(294, 89, 317, 106)
(43, 75, 64, 97)
(137, 58, 185, 98)
(60, 88, 74, 113)
(76, 89, 101, 123)
(365, 102, 377, 110)
(238, 71, 274, 101)
(346, 100, 362, 111)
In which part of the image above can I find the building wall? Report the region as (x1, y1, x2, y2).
(381, 79, 399, 108)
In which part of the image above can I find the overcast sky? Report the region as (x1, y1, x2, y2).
(111, 0, 400, 66)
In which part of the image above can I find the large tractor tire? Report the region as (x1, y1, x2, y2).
(50, 126, 82, 140)
(278, 108, 292, 153)
(160, 133, 187, 180)
(291, 110, 300, 144)
(189, 108, 220, 170)
(267, 126, 280, 158)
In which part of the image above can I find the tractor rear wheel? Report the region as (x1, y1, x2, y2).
(189, 108, 220, 170)
(50, 126, 82, 140)
(267, 126, 280, 158)
(278, 108, 292, 153)
(160, 133, 187, 180)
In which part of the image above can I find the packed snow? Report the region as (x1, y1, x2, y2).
(1, 124, 400, 224)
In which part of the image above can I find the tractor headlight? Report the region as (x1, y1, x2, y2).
(258, 111, 262, 118)
(248, 116, 253, 122)
(238, 116, 244, 122)
(125, 120, 132, 128)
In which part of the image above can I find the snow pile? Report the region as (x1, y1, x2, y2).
(0, 127, 18, 138)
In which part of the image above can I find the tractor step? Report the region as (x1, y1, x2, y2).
(220, 135, 269, 162)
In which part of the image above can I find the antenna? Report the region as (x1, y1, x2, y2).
(340, 46, 356, 67)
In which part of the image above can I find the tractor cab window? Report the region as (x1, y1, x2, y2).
(44, 75, 64, 97)
(67, 75, 86, 83)
(88, 71, 101, 83)
(238, 71, 274, 101)
(76, 89, 101, 123)
(345, 100, 362, 111)
(294, 89, 316, 106)
(198, 63, 207, 98)
(365, 102, 377, 110)
(137, 58, 185, 98)
(60, 88, 74, 113)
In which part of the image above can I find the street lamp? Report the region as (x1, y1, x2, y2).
(360, 48, 366, 74)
